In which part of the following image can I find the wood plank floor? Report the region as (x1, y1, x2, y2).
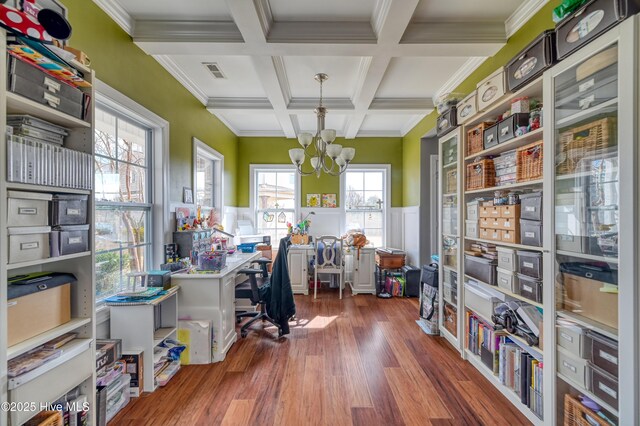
(111, 290, 530, 426)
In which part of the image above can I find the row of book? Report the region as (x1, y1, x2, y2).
(466, 312, 544, 420)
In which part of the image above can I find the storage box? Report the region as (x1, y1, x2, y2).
(479, 228, 501, 242)
(120, 351, 144, 397)
(506, 30, 556, 91)
(7, 272, 74, 346)
(483, 123, 499, 150)
(496, 267, 517, 292)
(51, 194, 88, 225)
(557, 321, 591, 359)
(146, 270, 172, 290)
(96, 339, 123, 372)
(587, 330, 618, 377)
(520, 219, 543, 247)
(7, 191, 51, 227)
(456, 91, 477, 124)
(443, 303, 457, 335)
(50, 224, 90, 256)
(516, 273, 543, 303)
(497, 247, 517, 271)
(590, 365, 618, 407)
(467, 200, 480, 221)
(8, 55, 84, 104)
(558, 349, 589, 389)
(8, 226, 51, 264)
(464, 282, 500, 320)
(8, 72, 83, 119)
(497, 113, 530, 143)
(479, 218, 492, 229)
(517, 250, 542, 279)
(499, 204, 521, 219)
(501, 229, 520, 244)
(477, 67, 507, 110)
(464, 255, 497, 285)
(375, 251, 405, 269)
(467, 122, 494, 156)
(465, 220, 479, 239)
(519, 191, 542, 221)
(436, 106, 458, 137)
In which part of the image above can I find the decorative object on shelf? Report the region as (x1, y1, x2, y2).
(182, 187, 193, 204)
(321, 193, 337, 208)
(306, 193, 320, 207)
(289, 73, 355, 177)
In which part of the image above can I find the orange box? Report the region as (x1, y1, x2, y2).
(479, 206, 493, 218)
(500, 204, 521, 219)
(479, 218, 491, 228)
(496, 218, 520, 231)
(501, 229, 520, 244)
(480, 228, 501, 241)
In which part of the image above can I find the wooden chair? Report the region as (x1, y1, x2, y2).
(313, 236, 345, 299)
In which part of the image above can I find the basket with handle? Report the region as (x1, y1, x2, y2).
(556, 117, 616, 175)
(516, 140, 543, 182)
(563, 394, 609, 426)
(466, 159, 495, 190)
(466, 122, 493, 156)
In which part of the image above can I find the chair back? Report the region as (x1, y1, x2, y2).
(315, 236, 343, 270)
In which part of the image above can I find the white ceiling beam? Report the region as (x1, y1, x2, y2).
(134, 20, 243, 43)
(401, 22, 506, 44)
(267, 22, 376, 43)
(369, 98, 434, 110)
(287, 98, 355, 111)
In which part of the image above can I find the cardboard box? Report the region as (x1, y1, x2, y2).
(561, 273, 618, 330)
(96, 339, 122, 372)
(120, 351, 144, 397)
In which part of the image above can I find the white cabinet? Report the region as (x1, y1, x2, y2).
(349, 248, 375, 295)
(288, 248, 310, 295)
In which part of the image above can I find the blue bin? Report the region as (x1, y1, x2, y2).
(237, 243, 258, 253)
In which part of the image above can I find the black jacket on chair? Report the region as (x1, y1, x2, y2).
(266, 237, 296, 335)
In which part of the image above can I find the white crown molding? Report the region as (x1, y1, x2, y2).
(208, 111, 240, 136)
(505, 0, 551, 39)
(371, 0, 393, 37)
(434, 56, 487, 100)
(272, 56, 292, 105)
(400, 114, 428, 136)
(153, 55, 208, 105)
(207, 97, 273, 110)
(237, 130, 287, 137)
(92, 0, 134, 35)
(253, 0, 273, 37)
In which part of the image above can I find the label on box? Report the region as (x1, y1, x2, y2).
(525, 206, 535, 212)
(523, 262, 534, 268)
(69, 237, 82, 244)
(579, 78, 595, 92)
(523, 284, 533, 292)
(563, 360, 577, 373)
(67, 208, 81, 215)
(600, 350, 618, 365)
(598, 382, 617, 399)
(560, 332, 574, 343)
(525, 232, 535, 238)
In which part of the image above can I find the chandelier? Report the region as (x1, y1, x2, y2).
(289, 73, 355, 176)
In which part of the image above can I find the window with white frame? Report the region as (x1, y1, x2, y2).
(252, 166, 299, 244)
(94, 105, 153, 300)
(343, 167, 388, 247)
(194, 138, 223, 211)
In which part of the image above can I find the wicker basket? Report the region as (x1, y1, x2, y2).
(516, 140, 543, 182)
(564, 394, 610, 426)
(466, 122, 493, 156)
(443, 303, 457, 335)
(25, 411, 63, 426)
(445, 169, 457, 193)
(466, 159, 495, 190)
(556, 117, 616, 175)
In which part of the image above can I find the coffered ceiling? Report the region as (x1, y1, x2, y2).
(93, 0, 549, 138)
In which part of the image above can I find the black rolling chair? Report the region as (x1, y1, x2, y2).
(235, 258, 282, 338)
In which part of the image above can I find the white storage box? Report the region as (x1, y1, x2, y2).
(557, 320, 590, 359)
(465, 220, 479, 239)
(496, 246, 517, 271)
(496, 267, 517, 293)
(7, 191, 51, 227)
(477, 67, 507, 111)
(178, 320, 214, 365)
(464, 281, 503, 321)
(557, 348, 589, 390)
(456, 90, 478, 124)
(467, 200, 480, 221)
(8, 226, 51, 263)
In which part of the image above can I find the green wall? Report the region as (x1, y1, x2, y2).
(401, 0, 560, 206)
(65, 0, 238, 205)
(237, 137, 403, 207)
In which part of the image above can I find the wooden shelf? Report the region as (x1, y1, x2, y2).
(556, 311, 617, 341)
(8, 318, 92, 359)
(464, 237, 545, 252)
(464, 128, 544, 161)
(6, 182, 91, 195)
(7, 92, 91, 129)
(557, 372, 618, 417)
(7, 251, 92, 270)
(464, 305, 494, 326)
(556, 250, 618, 263)
(465, 179, 544, 195)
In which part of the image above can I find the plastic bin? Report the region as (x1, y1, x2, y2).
(517, 250, 542, 279)
(51, 194, 88, 225)
(237, 242, 258, 253)
(464, 255, 497, 285)
(197, 251, 227, 271)
(464, 282, 501, 321)
(516, 273, 542, 303)
(520, 219, 543, 247)
(519, 191, 542, 221)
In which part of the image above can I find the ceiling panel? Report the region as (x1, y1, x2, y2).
(295, 113, 347, 135)
(165, 55, 267, 98)
(114, 0, 231, 20)
(413, 0, 523, 21)
(284, 56, 366, 99)
(269, 0, 374, 21)
(216, 112, 282, 132)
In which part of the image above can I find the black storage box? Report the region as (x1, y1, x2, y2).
(51, 194, 88, 226)
(464, 255, 497, 285)
(506, 30, 556, 92)
(402, 265, 421, 297)
(520, 219, 543, 247)
(589, 364, 619, 408)
(483, 123, 499, 149)
(559, 261, 618, 284)
(555, 0, 640, 60)
(520, 191, 543, 221)
(517, 250, 543, 279)
(50, 224, 90, 256)
(436, 106, 458, 137)
(497, 113, 530, 143)
(587, 330, 618, 377)
(516, 273, 543, 303)
(147, 270, 172, 290)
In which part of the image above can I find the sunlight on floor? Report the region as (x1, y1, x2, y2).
(288, 315, 338, 329)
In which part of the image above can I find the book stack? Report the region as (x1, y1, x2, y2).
(6, 115, 92, 189)
(468, 242, 498, 260)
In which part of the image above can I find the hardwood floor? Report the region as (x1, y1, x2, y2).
(111, 290, 530, 426)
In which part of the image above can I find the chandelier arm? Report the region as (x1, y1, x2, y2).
(294, 162, 322, 176)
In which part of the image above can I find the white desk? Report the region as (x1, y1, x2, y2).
(172, 252, 261, 362)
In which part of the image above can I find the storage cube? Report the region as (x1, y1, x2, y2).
(497, 113, 530, 143)
(588, 330, 618, 377)
(456, 90, 477, 124)
(557, 322, 591, 359)
(7, 191, 51, 227)
(8, 226, 51, 264)
(436, 106, 458, 137)
(500, 204, 521, 219)
(50, 224, 90, 256)
(558, 349, 589, 390)
(464, 255, 497, 285)
(467, 200, 480, 221)
(517, 250, 543, 279)
(496, 267, 517, 293)
(51, 194, 89, 225)
(590, 365, 618, 408)
(516, 273, 542, 303)
(501, 229, 520, 244)
(483, 123, 499, 150)
(520, 219, 543, 247)
(477, 67, 507, 110)
(520, 191, 543, 221)
(465, 220, 479, 239)
(497, 246, 516, 271)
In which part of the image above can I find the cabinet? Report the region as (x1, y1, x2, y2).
(288, 246, 311, 295)
(348, 247, 375, 295)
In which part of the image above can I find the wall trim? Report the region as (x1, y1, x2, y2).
(433, 56, 487, 101)
(92, 0, 133, 35)
(401, 114, 428, 136)
(505, 0, 551, 38)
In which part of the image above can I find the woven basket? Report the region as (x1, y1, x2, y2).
(516, 140, 543, 182)
(564, 394, 610, 426)
(446, 169, 457, 193)
(467, 122, 493, 156)
(25, 411, 63, 426)
(556, 117, 616, 175)
(466, 159, 495, 190)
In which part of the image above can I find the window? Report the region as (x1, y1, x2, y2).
(94, 105, 153, 300)
(251, 166, 299, 244)
(193, 137, 223, 210)
(342, 167, 389, 247)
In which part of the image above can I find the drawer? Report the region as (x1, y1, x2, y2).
(8, 226, 50, 264)
(467, 201, 480, 221)
(496, 217, 519, 231)
(589, 365, 618, 408)
(437, 107, 458, 137)
(500, 204, 521, 219)
(477, 67, 506, 110)
(480, 228, 500, 242)
(483, 123, 499, 150)
(520, 191, 543, 221)
(497, 247, 516, 271)
(9, 74, 83, 119)
(588, 330, 618, 377)
(465, 220, 479, 239)
(557, 322, 591, 359)
(497, 113, 530, 143)
(479, 218, 492, 228)
(496, 267, 517, 293)
(478, 206, 497, 218)
(501, 229, 520, 244)
(7, 190, 51, 227)
(506, 30, 556, 92)
(557, 349, 589, 390)
(456, 91, 477, 124)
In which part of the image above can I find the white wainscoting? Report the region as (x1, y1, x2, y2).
(402, 206, 420, 267)
(389, 207, 404, 249)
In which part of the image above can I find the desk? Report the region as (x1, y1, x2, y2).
(172, 252, 260, 362)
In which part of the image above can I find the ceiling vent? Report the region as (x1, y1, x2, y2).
(203, 62, 226, 79)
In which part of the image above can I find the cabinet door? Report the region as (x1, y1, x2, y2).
(288, 251, 308, 294)
(222, 275, 236, 346)
(353, 251, 375, 293)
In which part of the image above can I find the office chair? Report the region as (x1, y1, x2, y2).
(236, 258, 283, 338)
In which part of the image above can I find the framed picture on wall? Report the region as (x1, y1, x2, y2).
(306, 193, 320, 207)
(183, 187, 194, 204)
(322, 193, 337, 208)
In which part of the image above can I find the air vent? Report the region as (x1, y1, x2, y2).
(203, 62, 226, 79)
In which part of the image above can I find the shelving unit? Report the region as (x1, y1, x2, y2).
(464, 128, 544, 161)
(0, 25, 97, 426)
(468, 275, 543, 309)
(464, 237, 544, 252)
(464, 179, 544, 195)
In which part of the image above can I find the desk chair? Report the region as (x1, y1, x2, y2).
(236, 258, 283, 338)
(313, 236, 345, 299)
